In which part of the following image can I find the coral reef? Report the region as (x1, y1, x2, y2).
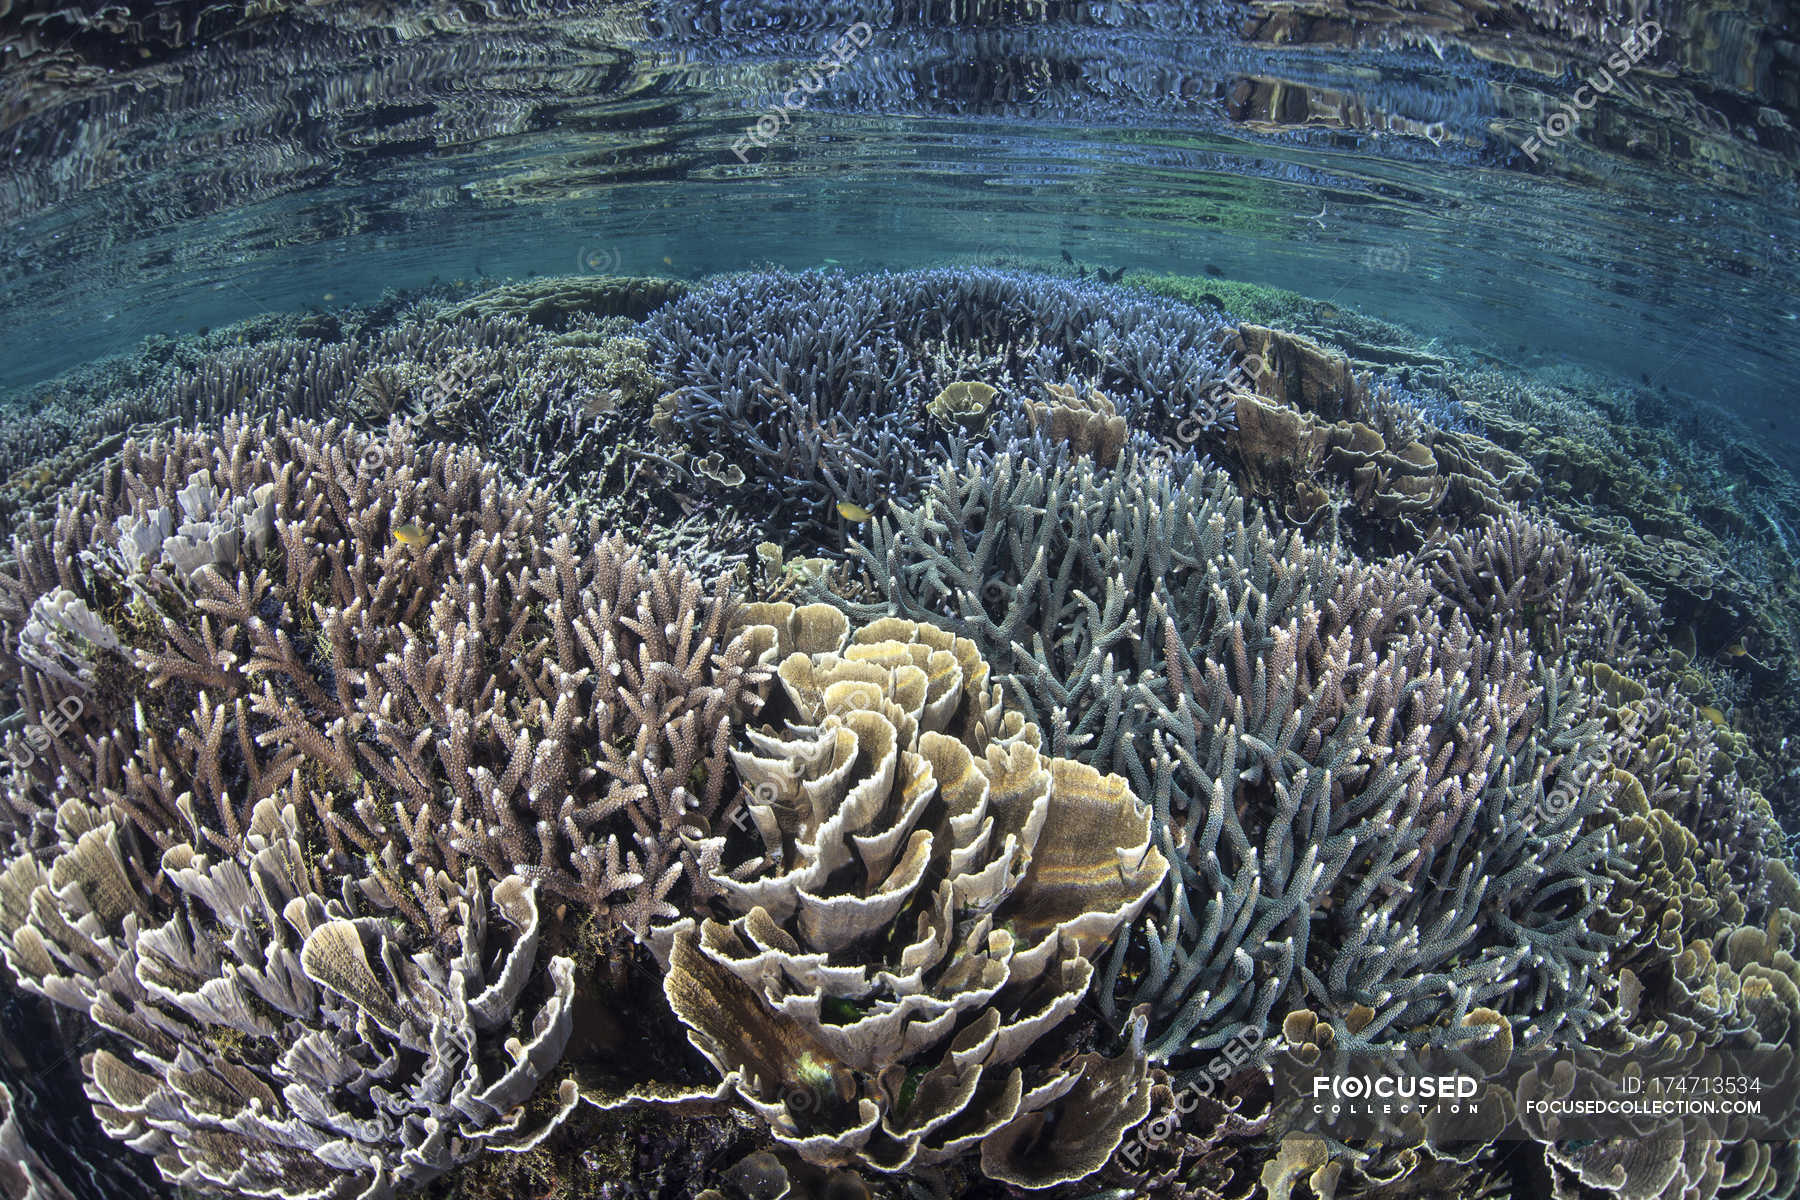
(635, 605, 1166, 1188)
(0, 297, 745, 571)
(839, 448, 1616, 1076)
(0, 796, 577, 1198)
(642, 268, 1237, 532)
(0, 414, 782, 936)
(0, 263, 1796, 1200)
(1225, 326, 1537, 544)
(1446, 361, 1800, 827)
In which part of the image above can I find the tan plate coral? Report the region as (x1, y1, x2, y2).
(631, 605, 1167, 1189)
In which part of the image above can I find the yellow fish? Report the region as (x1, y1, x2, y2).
(663, 256, 674, 266)
(1724, 642, 1747, 657)
(836, 501, 874, 523)
(393, 522, 428, 546)
(1699, 705, 1727, 727)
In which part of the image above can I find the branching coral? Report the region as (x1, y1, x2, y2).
(642, 268, 1237, 531)
(1419, 508, 1662, 682)
(639, 605, 1167, 1189)
(0, 414, 779, 938)
(839, 447, 1616, 1076)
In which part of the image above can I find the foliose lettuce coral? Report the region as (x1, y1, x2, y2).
(640, 603, 1168, 1188)
(0, 797, 576, 1199)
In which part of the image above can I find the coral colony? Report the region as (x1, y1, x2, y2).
(1, 267, 1798, 1200)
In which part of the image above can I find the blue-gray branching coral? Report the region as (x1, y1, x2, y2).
(642, 268, 1238, 531)
(634, 604, 1168, 1189)
(838, 447, 1616, 1074)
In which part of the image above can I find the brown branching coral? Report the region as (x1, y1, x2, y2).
(0, 413, 779, 939)
(638, 605, 1168, 1189)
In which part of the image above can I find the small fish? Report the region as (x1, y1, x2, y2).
(663, 256, 673, 266)
(1061, 250, 1074, 264)
(1671, 482, 1683, 493)
(393, 522, 428, 546)
(1203, 264, 1223, 277)
(1098, 266, 1126, 284)
(1699, 705, 1727, 727)
(836, 501, 874, 523)
(1724, 642, 1747, 657)
(322, 292, 335, 302)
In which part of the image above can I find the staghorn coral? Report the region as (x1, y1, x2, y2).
(0, 413, 778, 939)
(643, 268, 1237, 532)
(839, 446, 1616, 1077)
(0, 796, 577, 1199)
(1420, 507, 1657, 666)
(636, 605, 1167, 1189)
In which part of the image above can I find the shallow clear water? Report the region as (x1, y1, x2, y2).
(2, 1, 1794, 427)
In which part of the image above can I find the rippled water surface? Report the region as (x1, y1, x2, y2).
(1, 0, 1794, 435)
